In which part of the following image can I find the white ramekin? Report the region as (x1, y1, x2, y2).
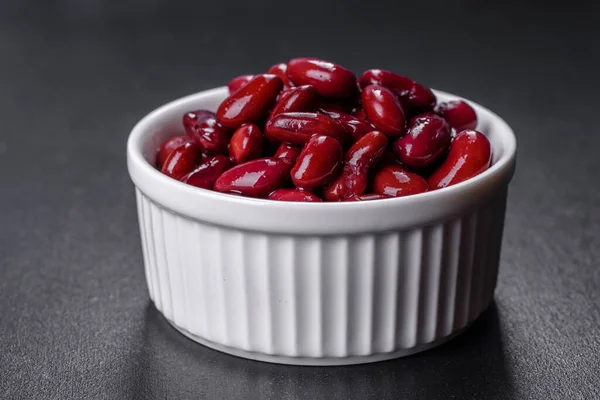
(127, 87, 516, 365)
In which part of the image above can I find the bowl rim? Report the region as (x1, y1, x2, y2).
(127, 86, 516, 234)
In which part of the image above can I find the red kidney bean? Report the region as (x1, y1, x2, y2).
(322, 165, 368, 201)
(267, 63, 294, 88)
(359, 69, 436, 115)
(265, 112, 348, 146)
(160, 141, 203, 180)
(427, 129, 491, 189)
(180, 155, 233, 189)
(183, 110, 216, 135)
(228, 74, 254, 94)
(287, 57, 357, 99)
(319, 110, 375, 141)
(343, 194, 389, 201)
(276, 87, 294, 102)
(270, 85, 318, 117)
(157, 135, 194, 168)
(291, 135, 342, 189)
(434, 100, 477, 131)
(323, 131, 388, 201)
(345, 130, 388, 169)
(214, 157, 292, 197)
(393, 113, 451, 168)
(229, 123, 263, 164)
(361, 85, 406, 137)
(373, 164, 429, 197)
(217, 74, 283, 129)
(268, 189, 322, 202)
(274, 143, 302, 163)
(187, 116, 231, 156)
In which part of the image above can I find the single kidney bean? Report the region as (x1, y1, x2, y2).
(157, 135, 194, 168)
(345, 130, 388, 169)
(267, 63, 294, 88)
(434, 100, 478, 131)
(361, 85, 406, 137)
(268, 189, 322, 202)
(187, 116, 231, 156)
(180, 155, 233, 189)
(276, 87, 294, 102)
(161, 141, 203, 180)
(214, 157, 292, 197)
(227, 74, 254, 94)
(373, 164, 429, 197)
(319, 110, 375, 141)
(359, 69, 436, 115)
(274, 143, 302, 163)
(323, 131, 388, 201)
(183, 109, 216, 135)
(393, 113, 451, 168)
(427, 129, 491, 189)
(229, 123, 263, 164)
(343, 194, 389, 201)
(322, 165, 368, 201)
(217, 74, 283, 129)
(287, 57, 357, 99)
(291, 135, 343, 189)
(270, 85, 318, 117)
(265, 112, 348, 146)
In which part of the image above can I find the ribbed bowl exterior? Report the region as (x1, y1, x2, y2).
(135, 187, 508, 362)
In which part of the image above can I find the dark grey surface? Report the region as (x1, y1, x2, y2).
(1, 1, 599, 399)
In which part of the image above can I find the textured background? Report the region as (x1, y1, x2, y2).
(1, 1, 599, 399)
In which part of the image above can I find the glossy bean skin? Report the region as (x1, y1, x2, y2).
(393, 113, 451, 168)
(361, 85, 406, 137)
(274, 143, 302, 163)
(345, 130, 389, 168)
(434, 100, 477, 131)
(359, 69, 436, 115)
(265, 112, 348, 146)
(186, 116, 231, 156)
(343, 193, 389, 201)
(183, 109, 216, 135)
(157, 135, 194, 168)
(319, 110, 375, 141)
(322, 165, 368, 201)
(160, 142, 203, 180)
(227, 75, 254, 94)
(323, 131, 388, 201)
(427, 129, 491, 189)
(268, 189, 322, 202)
(291, 135, 343, 189)
(267, 63, 294, 89)
(287, 57, 357, 99)
(180, 155, 233, 189)
(373, 164, 429, 197)
(229, 123, 263, 164)
(217, 74, 283, 129)
(214, 157, 293, 197)
(270, 85, 318, 117)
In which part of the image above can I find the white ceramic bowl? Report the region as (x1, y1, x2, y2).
(127, 87, 516, 365)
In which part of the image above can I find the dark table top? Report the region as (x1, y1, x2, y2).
(1, 1, 599, 399)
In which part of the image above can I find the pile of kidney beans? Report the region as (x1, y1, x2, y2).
(156, 58, 492, 202)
